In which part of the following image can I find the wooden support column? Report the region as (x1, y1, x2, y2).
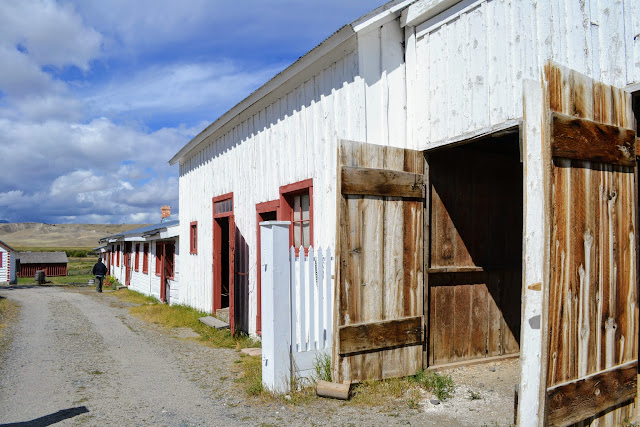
(518, 79, 548, 427)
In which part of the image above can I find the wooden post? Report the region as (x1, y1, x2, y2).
(518, 79, 547, 427)
(260, 221, 292, 393)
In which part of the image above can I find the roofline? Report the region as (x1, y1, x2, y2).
(168, 0, 417, 166)
(0, 240, 16, 252)
(169, 25, 356, 165)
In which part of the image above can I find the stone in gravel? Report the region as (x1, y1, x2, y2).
(284, 395, 291, 401)
(430, 399, 440, 405)
(489, 367, 496, 372)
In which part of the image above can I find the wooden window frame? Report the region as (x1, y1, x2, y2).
(142, 243, 149, 274)
(190, 221, 198, 254)
(279, 178, 313, 256)
(134, 244, 140, 271)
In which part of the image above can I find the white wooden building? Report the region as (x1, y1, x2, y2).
(100, 220, 180, 304)
(0, 240, 17, 284)
(170, 1, 640, 424)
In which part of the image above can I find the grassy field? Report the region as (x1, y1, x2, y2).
(15, 256, 97, 285)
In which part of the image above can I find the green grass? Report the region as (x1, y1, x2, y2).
(235, 354, 265, 396)
(113, 289, 260, 349)
(410, 370, 455, 401)
(314, 352, 332, 382)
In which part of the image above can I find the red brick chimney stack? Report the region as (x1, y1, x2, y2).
(161, 205, 171, 219)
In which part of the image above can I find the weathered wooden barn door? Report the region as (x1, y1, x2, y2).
(332, 139, 425, 382)
(542, 63, 638, 426)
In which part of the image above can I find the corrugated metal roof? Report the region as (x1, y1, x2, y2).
(18, 251, 68, 264)
(99, 220, 179, 242)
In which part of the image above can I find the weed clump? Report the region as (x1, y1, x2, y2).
(314, 352, 332, 382)
(410, 370, 455, 401)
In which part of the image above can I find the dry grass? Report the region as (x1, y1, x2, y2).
(113, 288, 259, 349)
(0, 296, 20, 372)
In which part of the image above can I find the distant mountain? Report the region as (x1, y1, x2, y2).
(0, 223, 150, 249)
(0, 220, 8, 223)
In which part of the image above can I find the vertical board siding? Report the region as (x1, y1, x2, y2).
(413, 0, 638, 150)
(333, 139, 424, 382)
(178, 50, 362, 334)
(0, 251, 7, 282)
(544, 63, 638, 426)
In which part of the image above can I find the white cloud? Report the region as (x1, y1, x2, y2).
(84, 61, 285, 120)
(0, 0, 102, 70)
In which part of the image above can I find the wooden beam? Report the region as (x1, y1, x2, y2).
(550, 112, 636, 166)
(636, 137, 640, 157)
(546, 360, 638, 426)
(341, 166, 425, 198)
(316, 380, 351, 400)
(338, 316, 423, 355)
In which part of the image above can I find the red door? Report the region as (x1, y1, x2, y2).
(158, 242, 166, 302)
(212, 193, 235, 333)
(124, 243, 132, 286)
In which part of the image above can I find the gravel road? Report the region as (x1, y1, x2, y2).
(0, 285, 517, 426)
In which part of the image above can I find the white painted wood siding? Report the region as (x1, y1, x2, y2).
(178, 49, 365, 332)
(0, 249, 9, 283)
(411, 0, 640, 150)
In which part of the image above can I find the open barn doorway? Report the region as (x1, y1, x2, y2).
(427, 129, 523, 368)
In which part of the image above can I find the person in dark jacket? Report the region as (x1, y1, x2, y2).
(92, 257, 108, 293)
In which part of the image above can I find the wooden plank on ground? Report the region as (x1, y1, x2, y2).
(550, 112, 636, 166)
(341, 166, 425, 198)
(546, 361, 638, 426)
(338, 316, 423, 356)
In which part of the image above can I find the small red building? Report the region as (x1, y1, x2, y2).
(17, 252, 68, 277)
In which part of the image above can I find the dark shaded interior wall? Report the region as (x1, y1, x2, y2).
(428, 134, 523, 366)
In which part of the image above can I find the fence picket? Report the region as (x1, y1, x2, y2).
(289, 246, 298, 352)
(317, 249, 324, 350)
(325, 247, 332, 348)
(306, 247, 315, 351)
(298, 246, 306, 352)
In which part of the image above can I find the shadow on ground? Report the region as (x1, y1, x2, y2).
(0, 406, 89, 426)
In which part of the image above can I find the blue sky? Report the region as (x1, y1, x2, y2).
(0, 0, 383, 224)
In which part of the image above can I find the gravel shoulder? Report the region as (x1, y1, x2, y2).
(0, 285, 518, 426)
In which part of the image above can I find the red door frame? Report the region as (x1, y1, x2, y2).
(255, 199, 280, 336)
(212, 193, 235, 333)
(124, 242, 132, 286)
(158, 242, 167, 302)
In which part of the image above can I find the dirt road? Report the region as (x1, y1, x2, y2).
(0, 286, 517, 426)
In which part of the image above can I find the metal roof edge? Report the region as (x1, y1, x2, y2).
(169, 25, 356, 166)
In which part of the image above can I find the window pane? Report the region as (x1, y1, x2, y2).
(294, 222, 301, 247)
(301, 194, 310, 220)
(293, 195, 301, 221)
(302, 221, 310, 247)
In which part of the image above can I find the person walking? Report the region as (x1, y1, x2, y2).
(92, 257, 108, 293)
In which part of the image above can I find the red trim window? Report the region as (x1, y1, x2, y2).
(155, 242, 161, 276)
(0, 252, 3, 268)
(117, 245, 120, 267)
(142, 244, 149, 274)
(190, 221, 198, 254)
(134, 244, 140, 271)
(280, 179, 313, 255)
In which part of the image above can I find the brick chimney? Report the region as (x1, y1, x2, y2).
(161, 205, 171, 219)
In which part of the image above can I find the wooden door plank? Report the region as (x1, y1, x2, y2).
(338, 316, 423, 356)
(547, 361, 638, 426)
(550, 112, 636, 166)
(341, 166, 425, 198)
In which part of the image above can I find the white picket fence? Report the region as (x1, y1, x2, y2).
(289, 246, 333, 379)
(260, 221, 334, 392)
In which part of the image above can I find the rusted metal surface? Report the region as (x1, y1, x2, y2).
(333, 140, 424, 382)
(543, 62, 638, 426)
